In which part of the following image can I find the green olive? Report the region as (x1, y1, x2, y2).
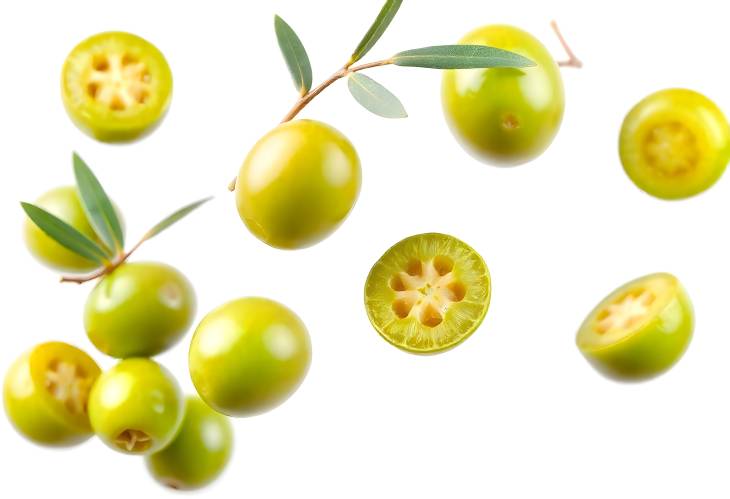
(235, 119, 361, 249)
(619, 88, 730, 199)
(442, 24, 565, 166)
(576, 273, 694, 381)
(146, 396, 233, 490)
(62, 31, 173, 143)
(189, 297, 311, 417)
(4, 342, 101, 447)
(84, 261, 196, 358)
(88, 358, 183, 454)
(24, 186, 118, 273)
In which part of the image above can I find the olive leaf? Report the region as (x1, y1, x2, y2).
(350, 0, 403, 65)
(348, 73, 407, 119)
(139, 197, 213, 243)
(21, 202, 109, 264)
(393, 45, 535, 69)
(274, 15, 313, 95)
(72, 152, 125, 255)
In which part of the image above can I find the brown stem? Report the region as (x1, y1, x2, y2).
(60, 237, 147, 284)
(281, 58, 394, 123)
(551, 21, 582, 68)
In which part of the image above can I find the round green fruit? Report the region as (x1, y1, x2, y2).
(88, 358, 183, 454)
(4, 341, 101, 447)
(619, 88, 730, 199)
(442, 24, 565, 166)
(62, 31, 173, 142)
(189, 297, 312, 417)
(146, 396, 233, 490)
(84, 261, 196, 358)
(24, 186, 116, 273)
(576, 273, 694, 381)
(364, 233, 491, 354)
(235, 119, 361, 249)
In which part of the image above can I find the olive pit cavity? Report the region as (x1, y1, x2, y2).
(44, 359, 91, 415)
(389, 255, 466, 327)
(644, 122, 699, 176)
(595, 288, 656, 335)
(86, 52, 151, 110)
(115, 429, 152, 452)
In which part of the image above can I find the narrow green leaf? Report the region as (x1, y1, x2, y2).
(142, 197, 213, 242)
(274, 15, 312, 95)
(393, 45, 535, 69)
(72, 152, 124, 254)
(21, 202, 108, 264)
(348, 73, 407, 119)
(350, 0, 403, 64)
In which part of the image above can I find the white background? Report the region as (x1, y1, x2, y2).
(1, 0, 729, 497)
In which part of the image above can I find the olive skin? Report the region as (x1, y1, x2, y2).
(619, 88, 730, 199)
(3, 342, 101, 447)
(576, 273, 694, 382)
(84, 261, 196, 358)
(146, 396, 233, 490)
(88, 358, 184, 455)
(236, 119, 361, 249)
(189, 297, 312, 417)
(442, 25, 565, 166)
(24, 186, 108, 273)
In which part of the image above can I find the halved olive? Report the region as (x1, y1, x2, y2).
(619, 88, 730, 199)
(576, 273, 694, 381)
(4, 342, 101, 446)
(364, 233, 491, 354)
(62, 31, 173, 142)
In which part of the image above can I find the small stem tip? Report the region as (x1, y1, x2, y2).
(551, 20, 583, 68)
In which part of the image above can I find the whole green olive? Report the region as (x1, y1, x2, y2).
(442, 24, 565, 166)
(235, 119, 361, 249)
(146, 396, 233, 490)
(4, 342, 101, 446)
(88, 358, 183, 455)
(189, 297, 312, 417)
(84, 261, 196, 358)
(24, 186, 118, 273)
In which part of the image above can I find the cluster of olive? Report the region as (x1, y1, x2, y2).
(7, 0, 730, 492)
(7, 154, 312, 490)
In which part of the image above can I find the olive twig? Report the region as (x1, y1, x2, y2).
(227, 58, 393, 192)
(59, 238, 142, 284)
(280, 58, 394, 123)
(550, 21, 582, 68)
